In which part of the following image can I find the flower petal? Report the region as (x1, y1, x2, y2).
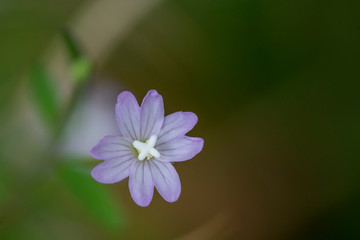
(129, 161, 154, 207)
(140, 90, 164, 140)
(156, 136, 204, 162)
(156, 112, 198, 145)
(90, 135, 134, 160)
(91, 155, 133, 184)
(150, 160, 181, 203)
(115, 91, 141, 140)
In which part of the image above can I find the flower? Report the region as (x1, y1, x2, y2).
(90, 90, 204, 207)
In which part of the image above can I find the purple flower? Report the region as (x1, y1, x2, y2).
(90, 90, 204, 207)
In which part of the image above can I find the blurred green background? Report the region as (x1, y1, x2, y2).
(0, 0, 359, 239)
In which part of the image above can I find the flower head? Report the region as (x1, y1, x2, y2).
(90, 90, 204, 207)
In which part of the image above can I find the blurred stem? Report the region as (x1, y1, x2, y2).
(52, 29, 94, 148)
(62, 27, 82, 60)
(53, 77, 91, 142)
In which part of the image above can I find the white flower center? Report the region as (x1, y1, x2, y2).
(132, 135, 161, 161)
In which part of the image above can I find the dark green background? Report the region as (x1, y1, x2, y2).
(0, 0, 359, 239)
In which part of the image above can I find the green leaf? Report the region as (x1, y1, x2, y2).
(70, 56, 93, 84)
(30, 63, 60, 128)
(57, 160, 125, 232)
(62, 28, 82, 60)
(62, 28, 93, 84)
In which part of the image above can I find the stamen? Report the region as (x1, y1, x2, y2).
(132, 135, 160, 161)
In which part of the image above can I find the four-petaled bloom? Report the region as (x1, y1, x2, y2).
(90, 90, 204, 207)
